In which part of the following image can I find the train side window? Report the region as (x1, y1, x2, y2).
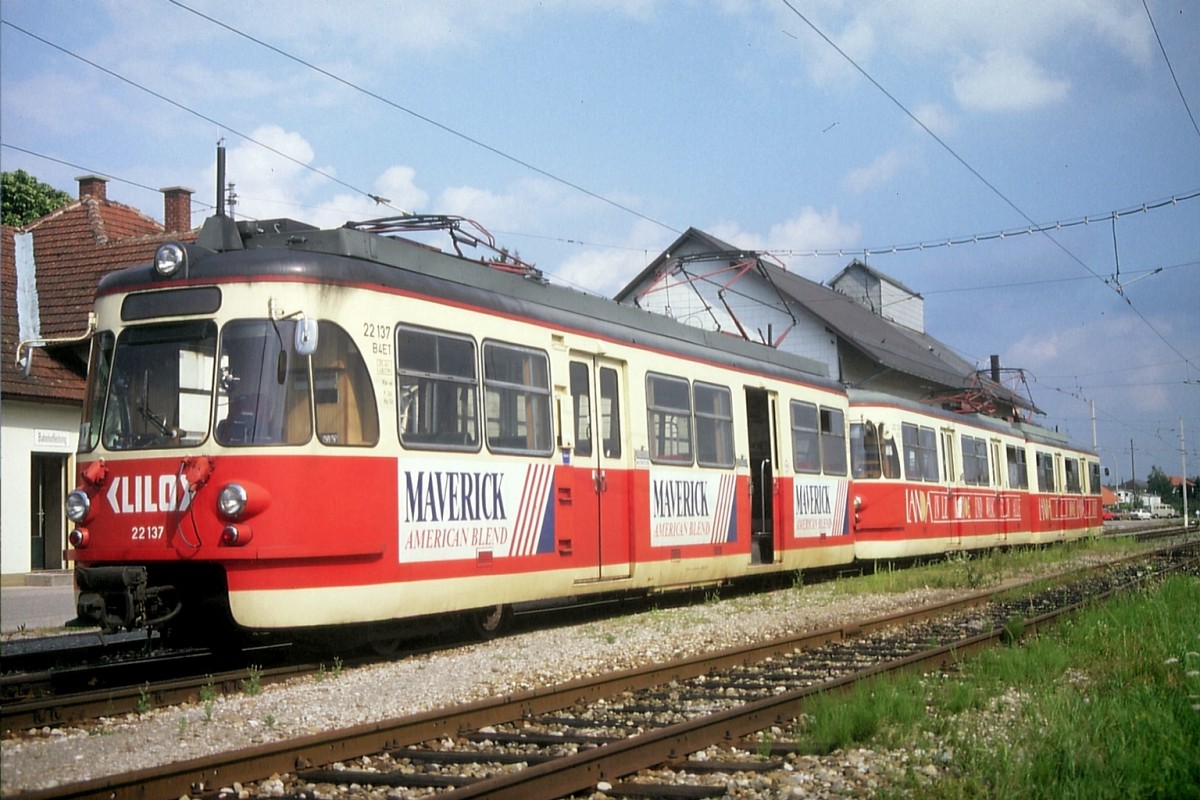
(646, 373, 693, 464)
(1064, 457, 1082, 493)
(1036, 451, 1055, 492)
(483, 342, 553, 455)
(313, 322, 379, 447)
(570, 361, 593, 459)
(791, 401, 820, 474)
(694, 382, 734, 468)
(599, 366, 622, 459)
(1006, 445, 1029, 489)
(1088, 461, 1101, 495)
(961, 435, 989, 485)
(820, 406, 847, 476)
(901, 423, 939, 482)
(395, 326, 479, 451)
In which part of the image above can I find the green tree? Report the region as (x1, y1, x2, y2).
(1147, 465, 1173, 504)
(2, 169, 72, 226)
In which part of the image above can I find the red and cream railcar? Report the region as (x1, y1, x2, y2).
(65, 214, 855, 636)
(845, 390, 1102, 560)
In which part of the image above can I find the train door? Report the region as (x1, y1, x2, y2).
(745, 387, 780, 565)
(940, 428, 962, 549)
(569, 354, 631, 580)
(990, 439, 1008, 542)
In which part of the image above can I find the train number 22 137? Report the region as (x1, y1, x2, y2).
(131, 526, 166, 541)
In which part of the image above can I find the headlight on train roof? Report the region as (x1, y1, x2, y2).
(66, 490, 91, 524)
(217, 483, 248, 519)
(154, 242, 188, 277)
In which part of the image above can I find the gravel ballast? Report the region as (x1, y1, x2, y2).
(0, 556, 1119, 798)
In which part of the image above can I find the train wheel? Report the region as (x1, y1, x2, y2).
(467, 604, 511, 639)
(367, 625, 404, 657)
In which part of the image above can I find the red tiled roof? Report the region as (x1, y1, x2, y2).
(2, 195, 195, 404)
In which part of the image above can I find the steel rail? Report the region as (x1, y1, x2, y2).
(11, 543, 1194, 800)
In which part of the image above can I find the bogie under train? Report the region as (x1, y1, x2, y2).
(64, 213, 1101, 639)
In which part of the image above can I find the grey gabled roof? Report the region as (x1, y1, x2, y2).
(614, 228, 1035, 413)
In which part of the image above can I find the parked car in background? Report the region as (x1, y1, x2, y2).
(1102, 509, 1116, 521)
(1152, 506, 1178, 518)
(1133, 509, 1153, 520)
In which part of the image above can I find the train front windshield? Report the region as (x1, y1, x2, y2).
(79, 319, 311, 452)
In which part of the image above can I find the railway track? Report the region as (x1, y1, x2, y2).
(10, 540, 1196, 800)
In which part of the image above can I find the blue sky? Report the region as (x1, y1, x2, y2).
(3, 1, 1198, 484)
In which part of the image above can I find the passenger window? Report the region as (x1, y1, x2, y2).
(646, 373, 693, 464)
(396, 326, 479, 450)
(1064, 458, 1082, 493)
(484, 342, 552, 455)
(1036, 451, 1055, 492)
(901, 423, 939, 482)
(791, 401, 820, 474)
(960, 435, 989, 485)
(820, 406, 847, 476)
(1006, 444, 1029, 489)
(694, 382, 734, 468)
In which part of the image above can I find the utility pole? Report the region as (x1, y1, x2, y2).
(1130, 438, 1137, 500)
(1183, 420, 1190, 528)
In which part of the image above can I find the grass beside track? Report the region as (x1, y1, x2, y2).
(792, 569, 1200, 799)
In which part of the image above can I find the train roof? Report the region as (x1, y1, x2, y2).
(847, 387, 1094, 455)
(98, 214, 843, 395)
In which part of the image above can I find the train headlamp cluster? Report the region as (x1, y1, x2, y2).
(218, 483, 248, 519)
(66, 490, 91, 524)
(154, 242, 188, 277)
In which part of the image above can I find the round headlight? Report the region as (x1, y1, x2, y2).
(218, 483, 248, 519)
(66, 490, 91, 523)
(154, 242, 187, 277)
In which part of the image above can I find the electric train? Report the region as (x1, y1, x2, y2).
(62, 211, 1102, 641)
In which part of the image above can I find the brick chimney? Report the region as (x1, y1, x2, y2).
(76, 174, 108, 200)
(161, 186, 194, 234)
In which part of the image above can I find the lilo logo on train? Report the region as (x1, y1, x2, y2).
(399, 461, 555, 561)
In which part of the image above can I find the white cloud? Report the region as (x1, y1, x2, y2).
(953, 50, 1070, 113)
(710, 206, 861, 268)
(844, 148, 904, 193)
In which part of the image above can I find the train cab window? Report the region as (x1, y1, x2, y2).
(646, 373, 693, 464)
(1064, 457, 1082, 493)
(100, 320, 218, 451)
(850, 421, 900, 479)
(1006, 444, 1029, 489)
(961, 435, 989, 486)
(694, 382, 734, 468)
(820, 406, 848, 476)
(215, 319, 311, 446)
(396, 326, 479, 451)
(1036, 451, 1055, 492)
(790, 401, 820, 474)
(901, 423, 939, 482)
(483, 342, 552, 455)
(312, 322, 379, 447)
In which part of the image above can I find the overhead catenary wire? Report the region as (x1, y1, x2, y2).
(1, 20, 408, 216)
(165, 0, 682, 237)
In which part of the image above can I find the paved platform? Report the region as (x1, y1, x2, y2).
(1, 574, 77, 634)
